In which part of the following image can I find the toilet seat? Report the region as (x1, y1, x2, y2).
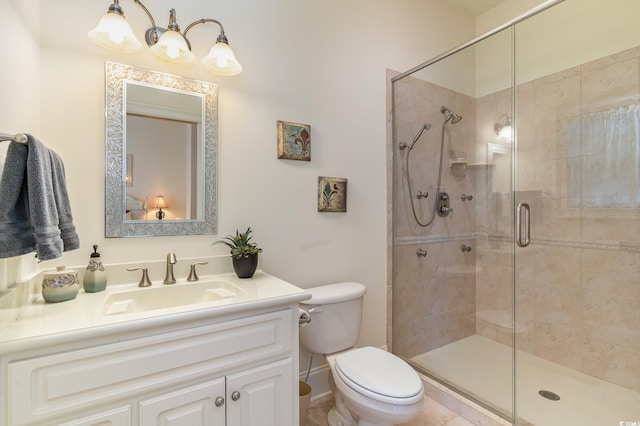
(334, 347, 423, 405)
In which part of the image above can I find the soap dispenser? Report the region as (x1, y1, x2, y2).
(83, 244, 107, 293)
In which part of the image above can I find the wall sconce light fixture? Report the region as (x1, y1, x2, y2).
(88, 0, 243, 76)
(494, 114, 513, 140)
(154, 194, 168, 220)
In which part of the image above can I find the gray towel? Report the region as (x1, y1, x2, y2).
(48, 148, 79, 253)
(0, 142, 34, 258)
(0, 135, 79, 260)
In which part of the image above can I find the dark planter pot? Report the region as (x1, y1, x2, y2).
(232, 253, 259, 278)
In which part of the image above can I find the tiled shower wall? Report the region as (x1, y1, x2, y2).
(391, 46, 640, 392)
(478, 45, 640, 393)
(392, 76, 478, 358)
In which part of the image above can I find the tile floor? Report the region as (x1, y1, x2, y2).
(305, 394, 475, 426)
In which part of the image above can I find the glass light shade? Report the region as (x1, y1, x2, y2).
(202, 41, 243, 76)
(150, 30, 195, 65)
(498, 125, 513, 140)
(88, 12, 142, 53)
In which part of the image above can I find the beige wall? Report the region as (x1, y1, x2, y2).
(0, 0, 475, 386)
(0, 0, 42, 290)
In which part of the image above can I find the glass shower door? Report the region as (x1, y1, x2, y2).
(512, 0, 640, 423)
(391, 26, 517, 419)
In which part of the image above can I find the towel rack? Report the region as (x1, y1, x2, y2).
(0, 132, 28, 144)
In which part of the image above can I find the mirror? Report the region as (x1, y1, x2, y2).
(105, 62, 218, 237)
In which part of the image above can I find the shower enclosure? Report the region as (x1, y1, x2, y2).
(390, 0, 640, 424)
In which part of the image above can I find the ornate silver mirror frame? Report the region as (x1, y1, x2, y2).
(105, 62, 218, 237)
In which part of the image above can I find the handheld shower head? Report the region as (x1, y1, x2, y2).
(407, 123, 432, 150)
(440, 106, 463, 124)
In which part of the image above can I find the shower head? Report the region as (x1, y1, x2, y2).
(440, 106, 463, 124)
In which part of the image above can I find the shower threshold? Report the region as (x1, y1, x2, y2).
(411, 335, 640, 426)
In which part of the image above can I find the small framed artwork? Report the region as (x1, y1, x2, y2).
(318, 176, 347, 212)
(277, 120, 311, 161)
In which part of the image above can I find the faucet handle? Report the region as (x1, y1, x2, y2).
(187, 261, 209, 282)
(127, 267, 152, 287)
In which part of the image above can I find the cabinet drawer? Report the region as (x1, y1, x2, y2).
(8, 309, 292, 425)
(55, 406, 132, 426)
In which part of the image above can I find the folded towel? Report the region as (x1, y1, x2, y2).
(0, 135, 79, 260)
(0, 142, 35, 258)
(48, 149, 79, 253)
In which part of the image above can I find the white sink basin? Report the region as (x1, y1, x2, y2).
(102, 281, 246, 315)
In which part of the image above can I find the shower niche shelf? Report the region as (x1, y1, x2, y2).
(468, 162, 495, 170)
(449, 161, 495, 170)
(449, 160, 468, 168)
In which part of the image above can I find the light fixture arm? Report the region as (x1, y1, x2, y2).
(131, 0, 160, 46)
(183, 19, 228, 44)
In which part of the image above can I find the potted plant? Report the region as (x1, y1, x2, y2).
(215, 227, 263, 278)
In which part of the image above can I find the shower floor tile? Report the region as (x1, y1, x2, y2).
(412, 334, 640, 426)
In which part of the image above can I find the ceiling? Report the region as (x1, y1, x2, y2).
(446, 0, 506, 16)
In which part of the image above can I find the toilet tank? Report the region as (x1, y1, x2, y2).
(299, 282, 367, 355)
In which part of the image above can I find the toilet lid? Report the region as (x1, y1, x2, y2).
(334, 347, 423, 405)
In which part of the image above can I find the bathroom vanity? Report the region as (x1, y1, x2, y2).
(0, 271, 309, 426)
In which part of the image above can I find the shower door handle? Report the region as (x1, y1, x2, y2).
(516, 203, 530, 247)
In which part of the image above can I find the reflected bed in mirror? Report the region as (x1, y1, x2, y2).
(105, 62, 218, 237)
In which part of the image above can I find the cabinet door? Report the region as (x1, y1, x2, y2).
(226, 358, 294, 426)
(139, 378, 226, 426)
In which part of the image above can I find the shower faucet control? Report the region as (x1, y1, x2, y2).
(437, 192, 453, 217)
(440, 206, 454, 215)
(416, 191, 428, 199)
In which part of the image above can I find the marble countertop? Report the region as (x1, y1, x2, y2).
(0, 270, 310, 354)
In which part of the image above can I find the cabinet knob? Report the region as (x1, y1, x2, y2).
(215, 397, 225, 407)
(231, 391, 241, 401)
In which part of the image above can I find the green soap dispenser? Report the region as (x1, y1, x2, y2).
(83, 244, 107, 293)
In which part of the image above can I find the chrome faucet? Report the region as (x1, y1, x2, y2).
(163, 252, 177, 284)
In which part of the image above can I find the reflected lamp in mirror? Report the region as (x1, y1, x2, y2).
(89, 0, 242, 76)
(154, 195, 168, 220)
(494, 114, 513, 140)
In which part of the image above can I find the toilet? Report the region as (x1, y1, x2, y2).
(299, 282, 424, 426)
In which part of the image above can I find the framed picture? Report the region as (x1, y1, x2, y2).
(277, 120, 311, 161)
(318, 177, 347, 212)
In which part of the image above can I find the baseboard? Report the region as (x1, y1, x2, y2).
(299, 363, 331, 401)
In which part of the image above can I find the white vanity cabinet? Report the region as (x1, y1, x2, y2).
(138, 358, 293, 426)
(1, 305, 300, 426)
